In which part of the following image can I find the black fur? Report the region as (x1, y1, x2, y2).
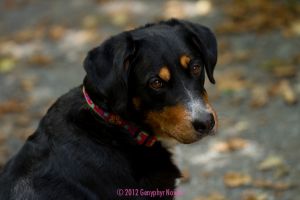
(0, 19, 217, 200)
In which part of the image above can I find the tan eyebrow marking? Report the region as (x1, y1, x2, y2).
(132, 97, 141, 110)
(159, 66, 171, 81)
(180, 55, 191, 69)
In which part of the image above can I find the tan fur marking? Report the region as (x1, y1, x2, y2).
(145, 105, 198, 143)
(132, 97, 141, 110)
(180, 55, 191, 69)
(159, 66, 171, 81)
(202, 90, 209, 103)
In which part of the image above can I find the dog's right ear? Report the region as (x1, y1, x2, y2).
(162, 19, 217, 84)
(84, 32, 135, 114)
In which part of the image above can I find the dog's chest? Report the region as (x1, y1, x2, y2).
(125, 145, 181, 188)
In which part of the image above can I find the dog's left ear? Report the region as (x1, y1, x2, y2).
(84, 32, 135, 114)
(174, 20, 218, 84)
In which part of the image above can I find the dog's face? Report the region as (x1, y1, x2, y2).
(84, 19, 218, 144)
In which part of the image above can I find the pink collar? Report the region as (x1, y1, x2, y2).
(82, 86, 157, 147)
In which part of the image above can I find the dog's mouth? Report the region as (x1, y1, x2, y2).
(144, 104, 217, 144)
(153, 124, 217, 145)
(169, 123, 217, 144)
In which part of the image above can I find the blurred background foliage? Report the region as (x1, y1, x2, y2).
(0, 0, 300, 199)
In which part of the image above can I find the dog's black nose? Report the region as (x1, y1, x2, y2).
(192, 113, 215, 134)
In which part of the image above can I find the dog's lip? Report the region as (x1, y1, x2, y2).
(195, 128, 217, 139)
(158, 126, 217, 144)
(175, 130, 214, 144)
(164, 131, 198, 144)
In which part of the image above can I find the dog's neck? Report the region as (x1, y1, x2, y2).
(83, 77, 110, 111)
(82, 78, 157, 147)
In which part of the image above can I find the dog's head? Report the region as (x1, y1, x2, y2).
(84, 19, 218, 144)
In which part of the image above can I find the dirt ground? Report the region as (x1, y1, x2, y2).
(0, 0, 299, 199)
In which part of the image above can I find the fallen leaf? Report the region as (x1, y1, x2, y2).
(211, 142, 229, 153)
(61, 30, 98, 48)
(278, 80, 298, 105)
(241, 190, 268, 200)
(235, 51, 252, 62)
(223, 172, 252, 187)
(272, 182, 294, 191)
(274, 164, 290, 178)
(20, 76, 38, 92)
(13, 26, 46, 43)
(163, 0, 212, 19)
(48, 25, 66, 41)
(250, 86, 269, 108)
(261, 58, 286, 71)
(227, 138, 249, 150)
(261, 59, 297, 78)
(234, 121, 250, 132)
(111, 13, 129, 27)
(253, 179, 294, 191)
(269, 80, 298, 105)
(195, 0, 212, 16)
(258, 155, 284, 171)
(15, 114, 31, 127)
(211, 137, 249, 153)
(0, 100, 26, 116)
(0, 57, 16, 73)
(216, 70, 248, 92)
(218, 50, 252, 65)
(163, 1, 186, 19)
(28, 54, 52, 66)
(252, 179, 273, 188)
(218, 52, 235, 65)
(272, 65, 297, 78)
(82, 15, 99, 29)
(289, 20, 300, 36)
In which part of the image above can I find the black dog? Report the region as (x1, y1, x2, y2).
(0, 19, 218, 200)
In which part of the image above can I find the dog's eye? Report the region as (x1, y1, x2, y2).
(149, 78, 164, 90)
(190, 64, 202, 77)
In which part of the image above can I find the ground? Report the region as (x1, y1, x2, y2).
(0, 0, 299, 199)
